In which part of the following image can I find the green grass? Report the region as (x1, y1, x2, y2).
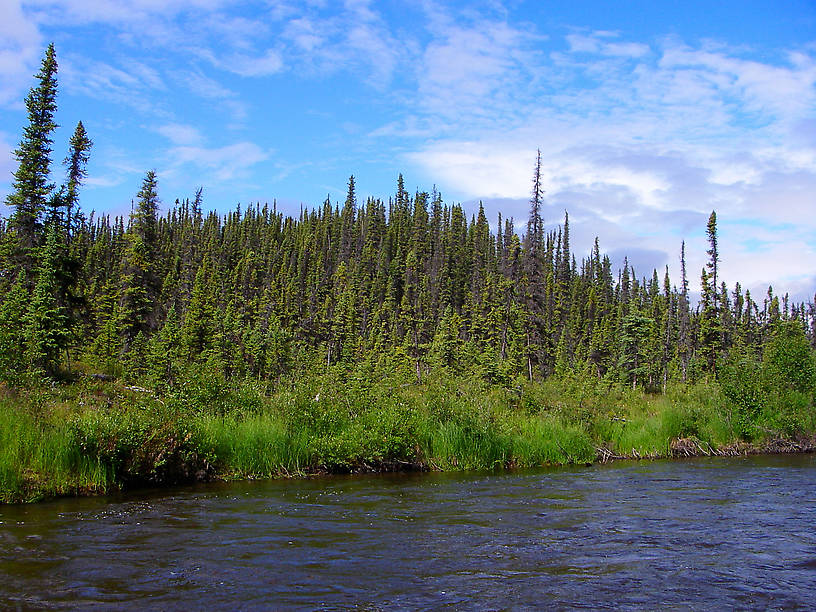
(1, 368, 814, 503)
(198, 412, 309, 477)
(0, 396, 112, 502)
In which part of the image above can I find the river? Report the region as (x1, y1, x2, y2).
(2, 454, 815, 609)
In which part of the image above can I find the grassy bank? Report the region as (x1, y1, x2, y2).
(1, 368, 815, 503)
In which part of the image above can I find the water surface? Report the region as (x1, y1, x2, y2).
(2, 454, 815, 609)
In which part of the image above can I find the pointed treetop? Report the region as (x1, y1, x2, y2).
(345, 175, 357, 211)
(7, 42, 61, 255)
(64, 121, 93, 227)
(706, 210, 719, 293)
(527, 149, 545, 253)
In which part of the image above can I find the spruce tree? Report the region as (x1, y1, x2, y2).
(5, 43, 59, 280)
(0, 274, 30, 380)
(63, 121, 93, 240)
(526, 149, 544, 254)
(119, 171, 161, 344)
(25, 224, 70, 375)
(678, 241, 691, 382)
(706, 211, 719, 302)
(699, 267, 719, 376)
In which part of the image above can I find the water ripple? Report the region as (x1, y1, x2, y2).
(1, 455, 816, 609)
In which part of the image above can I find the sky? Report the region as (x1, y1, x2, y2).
(1, 0, 815, 302)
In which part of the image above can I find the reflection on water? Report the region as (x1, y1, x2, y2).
(2, 454, 816, 609)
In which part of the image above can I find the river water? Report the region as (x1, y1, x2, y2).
(2, 454, 816, 609)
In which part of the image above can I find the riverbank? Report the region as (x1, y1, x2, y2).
(2, 370, 815, 503)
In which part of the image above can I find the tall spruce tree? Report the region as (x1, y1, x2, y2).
(526, 149, 544, 256)
(678, 241, 691, 381)
(5, 43, 59, 280)
(523, 151, 546, 380)
(63, 121, 93, 240)
(119, 171, 161, 344)
(706, 211, 719, 303)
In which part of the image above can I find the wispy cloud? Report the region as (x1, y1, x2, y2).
(217, 49, 284, 77)
(156, 123, 204, 146)
(84, 174, 127, 188)
(80, 145, 147, 209)
(175, 70, 247, 122)
(60, 54, 169, 115)
(567, 31, 650, 58)
(180, 70, 233, 99)
(167, 142, 270, 182)
(400, 20, 816, 299)
(0, 0, 44, 107)
(273, 0, 411, 88)
(414, 6, 543, 129)
(659, 42, 816, 121)
(25, 0, 234, 28)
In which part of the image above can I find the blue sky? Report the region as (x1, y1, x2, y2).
(1, 0, 815, 301)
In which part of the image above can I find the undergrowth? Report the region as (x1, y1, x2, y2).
(1, 362, 813, 503)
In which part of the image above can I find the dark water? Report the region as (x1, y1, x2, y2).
(2, 455, 816, 610)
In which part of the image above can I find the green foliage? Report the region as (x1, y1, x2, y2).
(168, 367, 265, 415)
(146, 306, 183, 390)
(6, 43, 59, 271)
(2, 48, 815, 407)
(0, 275, 30, 382)
(618, 312, 654, 389)
(764, 322, 816, 396)
(68, 405, 214, 486)
(24, 225, 71, 375)
(720, 353, 764, 437)
(63, 120, 92, 233)
(509, 416, 595, 466)
(119, 170, 161, 344)
(2, 368, 816, 503)
(198, 412, 307, 478)
(720, 322, 816, 440)
(0, 394, 110, 502)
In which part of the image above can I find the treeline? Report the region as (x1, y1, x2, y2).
(2, 45, 815, 392)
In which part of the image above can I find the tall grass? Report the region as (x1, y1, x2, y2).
(197, 412, 310, 477)
(1, 367, 813, 503)
(0, 398, 111, 502)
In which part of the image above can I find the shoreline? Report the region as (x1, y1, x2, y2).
(3, 375, 815, 504)
(7, 439, 816, 506)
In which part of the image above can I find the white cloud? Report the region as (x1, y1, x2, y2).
(415, 14, 542, 127)
(84, 174, 126, 188)
(25, 0, 233, 26)
(0, 0, 43, 107)
(156, 123, 204, 146)
(407, 144, 534, 199)
(398, 25, 816, 300)
(120, 58, 165, 90)
(223, 49, 285, 77)
(567, 32, 650, 58)
(180, 70, 232, 99)
(25, 0, 282, 78)
(167, 142, 270, 181)
(60, 55, 169, 115)
(274, 1, 410, 87)
(660, 43, 816, 120)
(175, 70, 247, 122)
(284, 17, 323, 52)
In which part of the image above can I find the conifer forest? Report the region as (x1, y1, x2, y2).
(2, 46, 815, 502)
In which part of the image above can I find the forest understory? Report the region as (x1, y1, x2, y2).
(2, 363, 815, 504)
